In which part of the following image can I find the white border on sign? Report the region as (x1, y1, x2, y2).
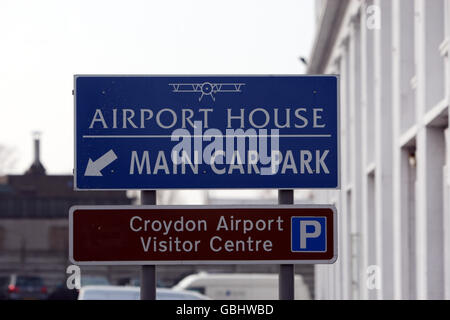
(73, 74, 341, 191)
(68, 204, 338, 266)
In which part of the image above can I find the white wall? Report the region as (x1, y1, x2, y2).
(312, 0, 450, 300)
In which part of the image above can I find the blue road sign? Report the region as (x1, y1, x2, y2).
(291, 217, 327, 252)
(74, 75, 339, 190)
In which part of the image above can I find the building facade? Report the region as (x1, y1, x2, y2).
(309, 0, 450, 299)
(0, 137, 134, 288)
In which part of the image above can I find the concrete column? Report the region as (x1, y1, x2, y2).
(414, 0, 446, 300)
(445, 0, 450, 102)
(423, 0, 446, 111)
(415, 127, 445, 299)
(444, 129, 450, 299)
(391, 0, 402, 299)
(327, 263, 334, 300)
(360, 0, 376, 300)
(392, 0, 416, 300)
(447, 0, 450, 41)
(374, 0, 394, 300)
(339, 41, 351, 300)
(333, 193, 341, 300)
(314, 265, 322, 300)
(328, 61, 342, 301)
(349, 12, 363, 300)
(445, 0, 450, 299)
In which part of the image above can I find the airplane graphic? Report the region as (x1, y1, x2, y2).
(169, 82, 245, 101)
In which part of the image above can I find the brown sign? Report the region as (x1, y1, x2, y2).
(69, 205, 337, 265)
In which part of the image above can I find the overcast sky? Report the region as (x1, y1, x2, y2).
(0, 0, 315, 175)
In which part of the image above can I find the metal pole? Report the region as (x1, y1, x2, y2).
(278, 189, 295, 300)
(140, 190, 157, 300)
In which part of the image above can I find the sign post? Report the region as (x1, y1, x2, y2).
(278, 189, 294, 300)
(140, 190, 157, 300)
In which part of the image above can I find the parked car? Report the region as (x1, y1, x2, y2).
(173, 272, 311, 300)
(47, 282, 79, 300)
(118, 277, 170, 288)
(0, 275, 48, 300)
(78, 285, 210, 300)
(80, 275, 110, 287)
(47, 275, 111, 300)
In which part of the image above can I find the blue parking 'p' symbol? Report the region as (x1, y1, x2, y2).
(291, 217, 326, 252)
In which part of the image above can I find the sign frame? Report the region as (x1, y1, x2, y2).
(68, 204, 338, 266)
(73, 74, 341, 190)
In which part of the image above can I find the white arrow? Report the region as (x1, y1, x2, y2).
(84, 149, 118, 176)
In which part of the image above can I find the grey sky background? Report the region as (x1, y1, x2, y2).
(0, 0, 315, 175)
